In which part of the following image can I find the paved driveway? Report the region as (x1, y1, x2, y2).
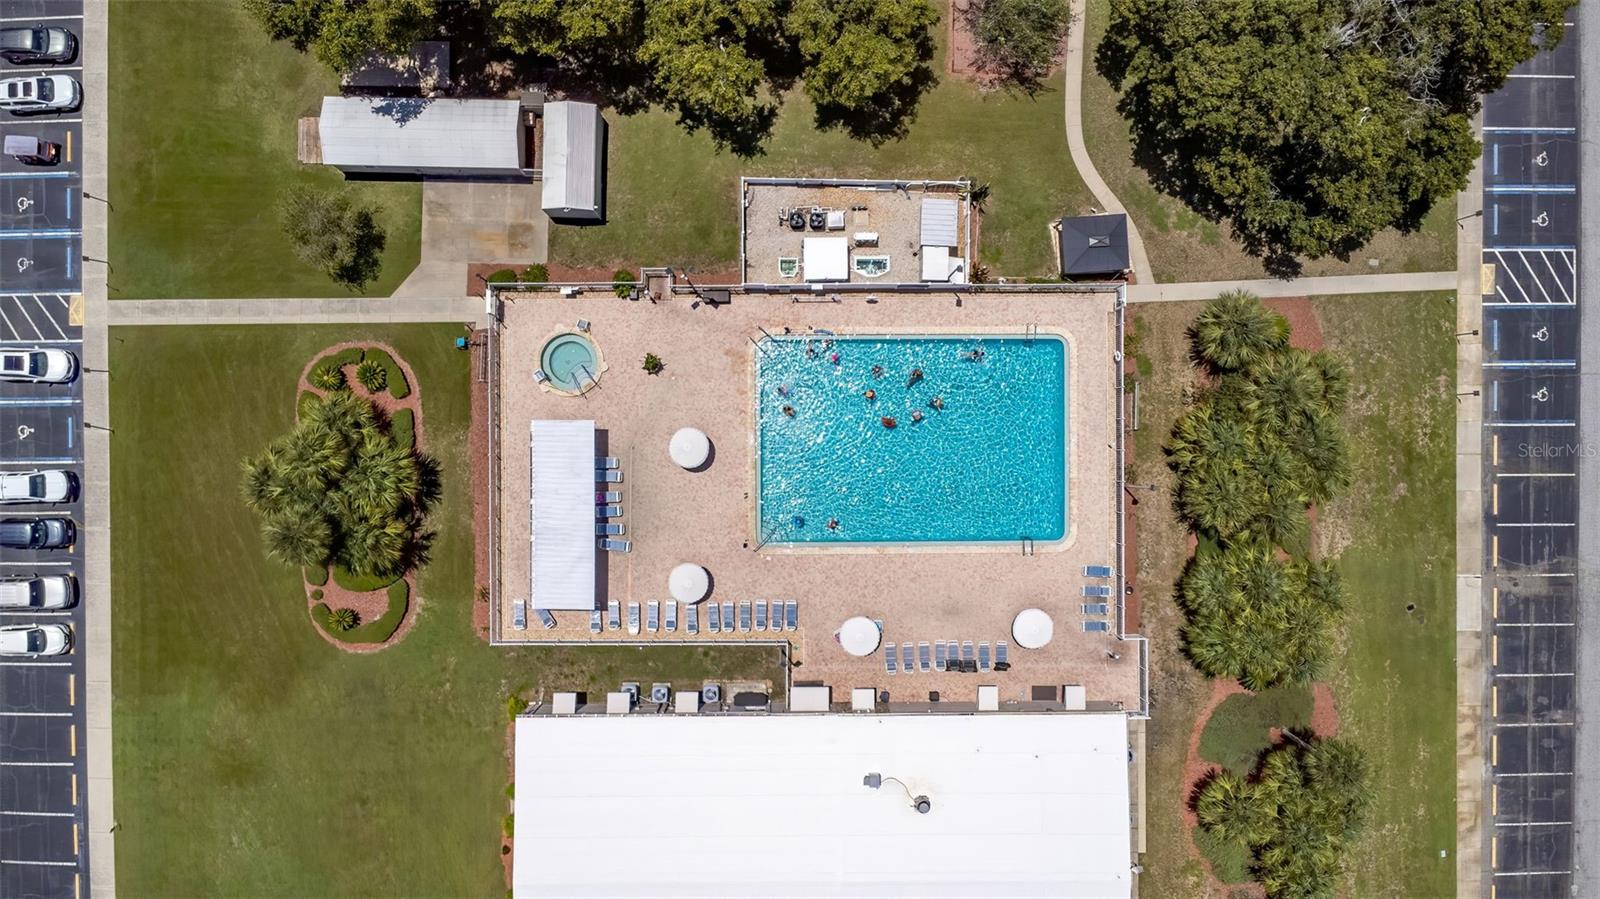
(393, 180, 548, 297)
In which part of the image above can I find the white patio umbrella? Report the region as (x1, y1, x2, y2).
(668, 562, 710, 604)
(669, 427, 711, 469)
(1011, 608, 1054, 649)
(837, 616, 882, 657)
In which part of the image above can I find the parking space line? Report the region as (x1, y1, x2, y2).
(1498, 522, 1577, 527)
(1485, 184, 1577, 194)
(0, 711, 72, 718)
(1483, 126, 1577, 134)
(71, 772, 77, 805)
(69, 673, 74, 707)
(1498, 472, 1577, 477)
(0, 611, 74, 618)
(1507, 73, 1576, 79)
(0, 340, 84, 346)
(0, 811, 74, 818)
(1494, 720, 1576, 726)
(1496, 672, 1576, 677)
(1495, 621, 1577, 627)
(0, 562, 76, 568)
(31, 294, 65, 340)
(0, 760, 72, 767)
(0, 396, 82, 405)
(1483, 360, 1577, 368)
(1497, 771, 1575, 777)
(1541, 253, 1573, 301)
(1496, 820, 1575, 827)
(0, 66, 82, 76)
(0, 172, 74, 180)
(1494, 870, 1575, 877)
(0, 860, 77, 868)
(0, 14, 83, 21)
(9, 299, 43, 341)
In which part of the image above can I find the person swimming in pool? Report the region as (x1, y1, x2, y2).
(777, 384, 792, 397)
(881, 416, 897, 429)
(871, 365, 884, 379)
(805, 342, 817, 358)
(911, 410, 924, 423)
(827, 518, 839, 531)
(907, 367, 924, 388)
(967, 347, 985, 361)
(830, 352, 840, 365)
(863, 389, 876, 400)
(782, 404, 796, 417)
(930, 396, 945, 410)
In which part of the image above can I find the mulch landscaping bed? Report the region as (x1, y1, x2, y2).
(468, 334, 493, 641)
(296, 341, 428, 654)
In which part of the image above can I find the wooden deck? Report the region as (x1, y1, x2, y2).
(296, 116, 322, 165)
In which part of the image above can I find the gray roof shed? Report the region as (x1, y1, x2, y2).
(316, 96, 524, 175)
(541, 101, 605, 221)
(1058, 213, 1131, 275)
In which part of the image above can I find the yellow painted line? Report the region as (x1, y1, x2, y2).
(1493, 433, 1500, 466)
(1493, 733, 1500, 766)
(1493, 586, 1500, 619)
(65, 130, 72, 163)
(69, 724, 76, 757)
(1493, 482, 1500, 515)
(1493, 634, 1500, 666)
(1493, 783, 1499, 816)
(68, 673, 75, 706)
(70, 772, 77, 807)
(1482, 263, 1497, 296)
(74, 873, 80, 899)
(72, 822, 78, 856)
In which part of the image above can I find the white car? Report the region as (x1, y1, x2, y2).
(0, 623, 71, 656)
(0, 347, 77, 383)
(0, 575, 75, 610)
(0, 470, 74, 504)
(0, 74, 80, 114)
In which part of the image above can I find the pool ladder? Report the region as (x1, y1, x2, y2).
(1020, 537, 1035, 556)
(1024, 323, 1039, 343)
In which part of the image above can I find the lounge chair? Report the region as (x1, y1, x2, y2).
(935, 640, 947, 671)
(665, 601, 677, 632)
(996, 640, 1009, 667)
(1082, 602, 1109, 615)
(596, 490, 622, 504)
(885, 644, 897, 675)
(596, 504, 622, 518)
(708, 601, 722, 633)
(738, 601, 752, 632)
(755, 600, 768, 631)
(978, 642, 991, 671)
(918, 642, 931, 672)
(647, 600, 659, 632)
(598, 538, 630, 553)
(627, 602, 641, 635)
(607, 599, 620, 630)
(685, 603, 699, 634)
(901, 643, 914, 673)
(596, 522, 625, 536)
(1083, 585, 1113, 598)
(598, 456, 620, 469)
(785, 600, 797, 631)
(596, 469, 623, 483)
(512, 599, 527, 630)
(1083, 564, 1114, 579)
(589, 610, 602, 633)
(534, 369, 548, 384)
(723, 601, 735, 633)
(538, 609, 557, 630)
(1083, 620, 1110, 633)
(577, 319, 591, 332)
(961, 641, 975, 665)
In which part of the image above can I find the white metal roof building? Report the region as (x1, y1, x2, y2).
(315, 96, 526, 177)
(541, 100, 606, 221)
(529, 419, 596, 611)
(512, 712, 1133, 898)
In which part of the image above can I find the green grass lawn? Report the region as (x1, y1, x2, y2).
(1080, 0, 1456, 281)
(108, 1, 421, 298)
(551, 17, 1094, 278)
(110, 324, 784, 896)
(1127, 293, 1455, 898)
(1197, 686, 1314, 773)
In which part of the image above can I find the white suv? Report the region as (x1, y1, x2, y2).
(0, 74, 80, 114)
(0, 347, 77, 383)
(0, 623, 71, 656)
(0, 575, 75, 610)
(0, 470, 75, 504)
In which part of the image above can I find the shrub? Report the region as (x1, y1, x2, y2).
(328, 347, 366, 368)
(314, 580, 410, 644)
(612, 267, 634, 298)
(277, 185, 386, 290)
(333, 564, 397, 593)
(486, 268, 519, 284)
(642, 352, 664, 375)
(326, 607, 360, 631)
(303, 564, 329, 587)
(310, 362, 346, 391)
(502, 814, 515, 838)
(355, 359, 387, 393)
(390, 408, 416, 451)
(310, 588, 324, 602)
(504, 782, 516, 798)
(506, 694, 529, 720)
(522, 263, 549, 282)
(364, 348, 409, 399)
(297, 390, 322, 419)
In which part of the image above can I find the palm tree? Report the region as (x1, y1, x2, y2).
(261, 512, 332, 567)
(1195, 770, 1264, 846)
(1191, 291, 1290, 372)
(1310, 350, 1351, 414)
(339, 514, 408, 577)
(1253, 349, 1324, 430)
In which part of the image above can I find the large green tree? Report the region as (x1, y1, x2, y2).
(966, 0, 1074, 93)
(1196, 737, 1373, 899)
(787, 0, 937, 143)
(1098, 0, 1572, 268)
(277, 185, 388, 291)
(242, 0, 438, 73)
(493, 0, 641, 57)
(639, 0, 781, 153)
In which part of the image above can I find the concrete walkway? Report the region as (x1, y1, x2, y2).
(1126, 270, 1457, 303)
(106, 296, 487, 326)
(1063, 0, 1153, 284)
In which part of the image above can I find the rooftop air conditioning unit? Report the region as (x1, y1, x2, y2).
(701, 683, 722, 705)
(650, 683, 672, 705)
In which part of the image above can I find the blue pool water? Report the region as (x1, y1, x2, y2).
(541, 333, 599, 392)
(756, 335, 1068, 544)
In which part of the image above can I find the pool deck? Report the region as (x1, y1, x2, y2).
(491, 288, 1138, 709)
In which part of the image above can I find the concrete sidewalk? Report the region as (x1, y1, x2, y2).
(107, 296, 487, 326)
(1126, 270, 1457, 303)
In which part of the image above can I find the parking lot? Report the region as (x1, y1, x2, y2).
(0, 0, 88, 895)
(1480, 15, 1582, 898)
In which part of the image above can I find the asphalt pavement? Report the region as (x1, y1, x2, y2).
(0, 0, 90, 896)
(1480, 11, 1584, 898)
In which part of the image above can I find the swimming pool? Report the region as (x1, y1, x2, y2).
(755, 334, 1068, 545)
(540, 333, 601, 393)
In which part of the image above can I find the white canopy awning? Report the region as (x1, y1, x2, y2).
(531, 420, 596, 611)
(669, 563, 710, 604)
(838, 616, 882, 657)
(803, 237, 849, 282)
(670, 427, 710, 469)
(1012, 608, 1054, 649)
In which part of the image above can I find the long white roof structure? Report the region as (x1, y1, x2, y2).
(317, 96, 523, 173)
(513, 712, 1132, 898)
(530, 419, 596, 611)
